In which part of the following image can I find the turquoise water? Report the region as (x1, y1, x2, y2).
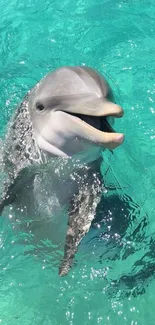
(0, 0, 155, 323)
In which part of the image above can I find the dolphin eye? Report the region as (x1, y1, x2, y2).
(36, 102, 45, 111)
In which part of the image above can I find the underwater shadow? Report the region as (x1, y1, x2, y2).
(91, 192, 155, 297)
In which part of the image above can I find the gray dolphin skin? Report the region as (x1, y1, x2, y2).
(0, 66, 124, 276)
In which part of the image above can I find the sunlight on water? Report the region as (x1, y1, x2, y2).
(0, 0, 155, 324)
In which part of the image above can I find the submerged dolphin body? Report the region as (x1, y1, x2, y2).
(0, 66, 124, 275)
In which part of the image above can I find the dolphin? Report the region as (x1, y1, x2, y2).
(0, 66, 124, 276)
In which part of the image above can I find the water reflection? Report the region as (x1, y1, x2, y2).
(87, 191, 154, 297)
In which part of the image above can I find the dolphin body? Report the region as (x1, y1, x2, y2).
(0, 66, 124, 276)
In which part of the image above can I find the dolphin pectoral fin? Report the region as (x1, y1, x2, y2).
(58, 192, 94, 276)
(0, 168, 36, 215)
(59, 179, 102, 276)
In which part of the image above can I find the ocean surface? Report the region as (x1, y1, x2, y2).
(0, 0, 155, 324)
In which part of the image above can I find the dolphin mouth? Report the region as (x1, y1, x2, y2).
(61, 110, 124, 150)
(66, 112, 115, 133)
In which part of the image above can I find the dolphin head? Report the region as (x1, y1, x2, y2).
(28, 66, 124, 161)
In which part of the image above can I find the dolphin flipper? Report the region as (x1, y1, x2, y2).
(0, 168, 36, 215)
(59, 174, 102, 276)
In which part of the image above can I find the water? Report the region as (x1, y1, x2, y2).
(0, 0, 155, 323)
